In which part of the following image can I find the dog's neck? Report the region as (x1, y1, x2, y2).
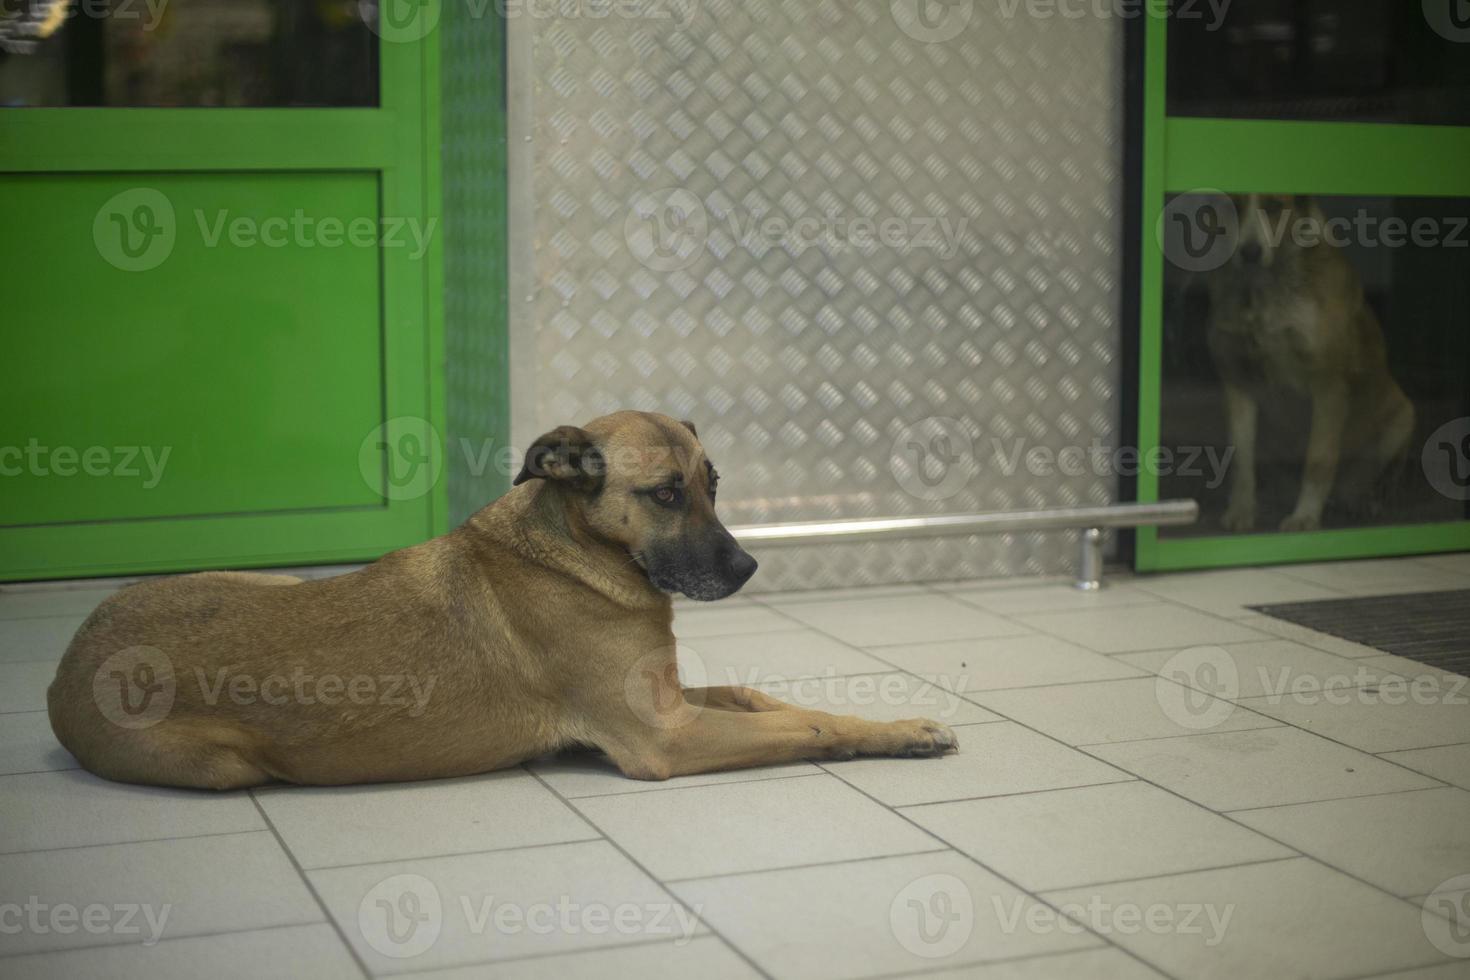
(466, 484, 671, 614)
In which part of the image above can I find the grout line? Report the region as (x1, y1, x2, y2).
(247, 792, 373, 980)
(1034, 855, 1303, 898)
(523, 767, 776, 980)
(389, 934, 722, 978)
(1219, 783, 1455, 815)
(893, 778, 1143, 811)
(300, 835, 606, 872)
(0, 919, 340, 964)
(0, 826, 267, 859)
(1376, 739, 1470, 755)
(1070, 722, 1290, 750)
(546, 769, 825, 800)
(661, 846, 951, 886)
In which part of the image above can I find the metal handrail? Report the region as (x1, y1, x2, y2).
(729, 500, 1199, 591)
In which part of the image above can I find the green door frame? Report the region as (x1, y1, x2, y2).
(0, 8, 447, 581)
(1134, 14, 1470, 573)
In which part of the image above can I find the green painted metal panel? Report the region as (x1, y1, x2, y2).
(1, 172, 385, 527)
(0, 10, 446, 581)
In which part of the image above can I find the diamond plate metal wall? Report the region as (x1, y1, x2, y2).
(511, 0, 1124, 590)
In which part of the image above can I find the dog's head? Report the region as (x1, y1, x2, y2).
(1229, 193, 1322, 270)
(513, 411, 758, 601)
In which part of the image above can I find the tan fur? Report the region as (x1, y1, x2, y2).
(1208, 195, 1415, 533)
(48, 411, 956, 790)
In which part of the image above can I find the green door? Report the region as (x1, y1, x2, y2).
(0, 1, 444, 581)
(1135, 3, 1470, 571)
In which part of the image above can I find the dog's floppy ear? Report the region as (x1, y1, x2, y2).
(679, 420, 698, 438)
(513, 426, 605, 492)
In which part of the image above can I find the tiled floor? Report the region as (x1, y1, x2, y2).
(2, 557, 1470, 979)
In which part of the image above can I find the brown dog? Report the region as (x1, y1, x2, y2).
(48, 411, 957, 790)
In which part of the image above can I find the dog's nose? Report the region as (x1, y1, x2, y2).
(725, 547, 759, 587)
(1240, 242, 1263, 264)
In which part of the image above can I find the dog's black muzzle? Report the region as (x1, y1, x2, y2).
(645, 529, 758, 602)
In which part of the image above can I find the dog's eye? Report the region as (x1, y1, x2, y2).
(653, 486, 682, 506)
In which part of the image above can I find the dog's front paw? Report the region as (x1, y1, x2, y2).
(1279, 510, 1321, 533)
(892, 719, 958, 758)
(1220, 502, 1256, 532)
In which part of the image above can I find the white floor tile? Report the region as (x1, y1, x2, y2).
(1381, 744, 1470, 790)
(0, 588, 119, 621)
(903, 781, 1292, 892)
(1232, 787, 1470, 898)
(866, 634, 1146, 695)
(0, 616, 85, 664)
(530, 750, 820, 799)
(775, 594, 1026, 647)
(683, 630, 894, 686)
(1088, 728, 1439, 811)
(1413, 554, 1470, 577)
(756, 584, 934, 605)
(0, 661, 56, 714)
(0, 712, 77, 777)
(825, 722, 1132, 807)
(971, 677, 1280, 746)
(1232, 612, 1389, 659)
(1276, 559, 1470, 596)
(1373, 964, 1470, 980)
(0, 832, 321, 957)
(423, 935, 760, 980)
(944, 582, 1162, 615)
(1117, 640, 1399, 701)
(571, 774, 940, 880)
(0, 923, 359, 980)
(672, 604, 797, 639)
(754, 671, 1001, 726)
(1041, 858, 1452, 980)
(1015, 605, 1266, 655)
(671, 850, 1099, 980)
(0, 770, 263, 854)
(1133, 568, 1343, 617)
(254, 769, 597, 869)
(1235, 686, 1470, 754)
(919, 947, 1168, 979)
(310, 840, 700, 973)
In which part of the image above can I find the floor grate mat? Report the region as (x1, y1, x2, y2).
(1250, 590, 1470, 679)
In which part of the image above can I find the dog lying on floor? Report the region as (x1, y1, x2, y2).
(49, 411, 957, 790)
(1207, 194, 1415, 533)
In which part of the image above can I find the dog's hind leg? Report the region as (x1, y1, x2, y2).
(1220, 384, 1259, 532)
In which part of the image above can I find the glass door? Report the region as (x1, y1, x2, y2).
(0, 0, 444, 580)
(1136, 0, 1470, 571)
